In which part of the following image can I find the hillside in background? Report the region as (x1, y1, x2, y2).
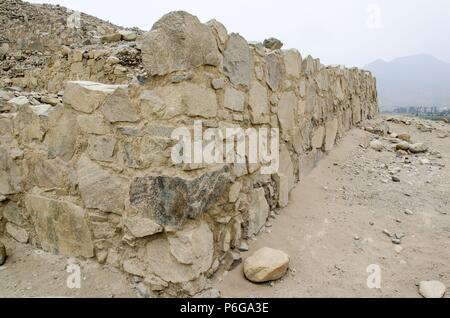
(365, 54, 450, 111)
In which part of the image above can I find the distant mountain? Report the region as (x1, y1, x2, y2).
(364, 54, 450, 111)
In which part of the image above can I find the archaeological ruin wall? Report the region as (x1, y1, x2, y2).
(0, 11, 378, 296)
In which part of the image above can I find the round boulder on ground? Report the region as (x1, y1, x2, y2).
(409, 143, 428, 154)
(243, 247, 289, 283)
(419, 280, 446, 298)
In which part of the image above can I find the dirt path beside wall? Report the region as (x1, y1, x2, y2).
(216, 116, 450, 298)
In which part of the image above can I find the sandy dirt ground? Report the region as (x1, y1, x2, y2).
(1, 115, 449, 298)
(0, 239, 136, 298)
(216, 116, 450, 298)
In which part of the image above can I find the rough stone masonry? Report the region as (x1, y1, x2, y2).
(0, 6, 378, 297)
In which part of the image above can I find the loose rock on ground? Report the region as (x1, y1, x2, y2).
(243, 247, 290, 283)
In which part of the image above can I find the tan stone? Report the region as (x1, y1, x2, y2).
(139, 90, 166, 117)
(0, 146, 22, 195)
(277, 92, 297, 135)
(274, 173, 289, 208)
(283, 49, 302, 78)
(312, 126, 325, 149)
(154, 83, 218, 119)
(279, 144, 295, 190)
(397, 133, 412, 142)
(206, 19, 229, 47)
(248, 81, 269, 124)
(124, 216, 163, 238)
(87, 135, 116, 162)
(224, 87, 245, 112)
(181, 83, 218, 118)
(223, 33, 251, 87)
(247, 188, 269, 236)
(144, 221, 213, 283)
(14, 104, 48, 144)
(419, 281, 446, 298)
(101, 87, 139, 123)
(244, 247, 289, 283)
(123, 258, 146, 277)
(6, 222, 29, 243)
(324, 118, 338, 151)
(7, 96, 29, 110)
(25, 194, 94, 258)
(142, 11, 221, 76)
(101, 33, 122, 43)
(265, 52, 284, 91)
(3, 202, 26, 227)
(64, 81, 126, 114)
(25, 154, 67, 189)
(119, 30, 137, 41)
(46, 106, 78, 162)
(77, 115, 110, 135)
(410, 143, 428, 153)
(76, 155, 127, 214)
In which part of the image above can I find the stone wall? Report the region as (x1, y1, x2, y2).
(0, 0, 144, 92)
(0, 11, 378, 296)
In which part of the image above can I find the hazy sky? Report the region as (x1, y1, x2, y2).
(28, 0, 450, 68)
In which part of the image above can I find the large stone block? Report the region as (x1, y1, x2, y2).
(283, 49, 302, 78)
(87, 135, 116, 162)
(124, 215, 163, 238)
(6, 222, 29, 243)
(316, 69, 330, 91)
(273, 173, 289, 208)
(77, 115, 111, 135)
(25, 194, 94, 258)
(247, 188, 269, 237)
(244, 247, 289, 283)
(279, 144, 295, 190)
(277, 92, 297, 135)
(143, 220, 213, 283)
(324, 118, 338, 151)
(0, 146, 22, 195)
(3, 201, 27, 227)
(265, 52, 284, 91)
(24, 153, 67, 190)
(139, 90, 166, 117)
(153, 82, 218, 119)
(130, 166, 230, 227)
(76, 155, 127, 214)
(311, 126, 325, 149)
(141, 11, 221, 76)
(45, 106, 79, 162)
(101, 87, 139, 123)
(206, 19, 229, 48)
(64, 81, 126, 114)
(224, 87, 245, 112)
(181, 83, 218, 118)
(0, 115, 13, 143)
(14, 104, 48, 144)
(248, 80, 269, 124)
(352, 95, 362, 124)
(223, 33, 251, 87)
